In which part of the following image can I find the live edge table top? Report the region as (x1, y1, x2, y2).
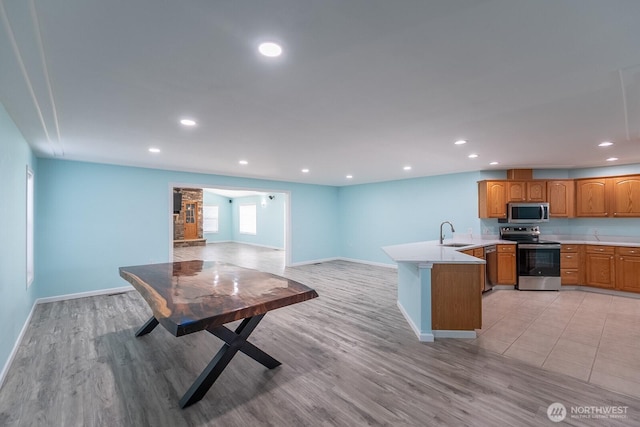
(119, 260, 318, 337)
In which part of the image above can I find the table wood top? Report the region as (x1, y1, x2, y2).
(119, 260, 318, 336)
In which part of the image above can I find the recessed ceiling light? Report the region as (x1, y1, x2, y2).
(239, 160, 248, 165)
(468, 154, 479, 158)
(599, 141, 614, 147)
(346, 175, 353, 179)
(606, 157, 618, 162)
(148, 147, 160, 153)
(403, 166, 412, 171)
(489, 161, 499, 165)
(180, 118, 196, 126)
(455, 140, 467, 145)
(301, 168, 310, 173)
(258, 42, 282, 57)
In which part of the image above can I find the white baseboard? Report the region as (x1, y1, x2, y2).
(0, 301, 38, 390)
(289, 257, 341, 267)
(338, 257, 397, 269)
(232, 241, 284, 250)
(433, 330, 477, 339)
(36, 285, 134, 304)
(397, 300, 434, 342)
(0, 285, 134, 389)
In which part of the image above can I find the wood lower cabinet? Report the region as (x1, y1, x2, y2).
(431, 264, 482, 330)
(491, 244, 516, 285)
(560, 244, 580, 285)
(461, 248, 487, 294)
(584, 245, 615, 289)
(615, 247, 640, 292)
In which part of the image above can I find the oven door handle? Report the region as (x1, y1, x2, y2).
(518, 243, 562, 249)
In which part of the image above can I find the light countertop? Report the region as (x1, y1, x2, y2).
(382, 235, 640, 265)
(382, 237, 510, 264)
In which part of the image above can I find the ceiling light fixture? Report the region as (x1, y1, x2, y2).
(180, 118, 196, 126)
(301, 168, 310, 173)
(403, 166, 412, 171)
(258, 42, 282, 57)
(468, 154, 478, 158)
(148, 147, 160, 153)
(239, 160, 248, 165)
(346, 175, 353, 179)
(455, 140, 467, 145)
(598, 141, 614, 147)
(606, 157, 618, 162)
(489, 161, 499, 165)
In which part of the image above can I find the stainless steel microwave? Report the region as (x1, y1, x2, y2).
(507, 202, 550, 223)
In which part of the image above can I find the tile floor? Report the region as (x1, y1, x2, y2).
(473, 289, 640, 399)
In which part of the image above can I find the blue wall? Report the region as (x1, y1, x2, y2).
(36, 159, 340, 298)
(202, 191, 232, 242)
(338, 165, 640, 266)
(0, 104, 38, 380)
(337, 171, 483, 264)
(231, 194, 285, 249)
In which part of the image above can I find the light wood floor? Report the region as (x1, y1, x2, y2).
(1, 243, 639, 426)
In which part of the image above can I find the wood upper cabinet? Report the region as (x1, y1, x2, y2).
(611, 176, 640, 217)
(576, 178, 610, 217)
(506, 181, 546, 202)
(478, 181, 507, 219)
(615, 247, 640, 293)
(547, 180, 575, 218)
(479, 174, 640, 219)
(584, 245, 615, 289)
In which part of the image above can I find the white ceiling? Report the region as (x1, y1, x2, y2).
(2, 0, 640, 186)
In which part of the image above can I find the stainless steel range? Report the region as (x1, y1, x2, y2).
(500, 226, 561, 291)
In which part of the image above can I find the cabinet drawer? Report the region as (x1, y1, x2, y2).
(561, 253, 578, 268)
(561, 245, 578, 252)
(473, 248, 485, 258)
(498, 245, 515, 253)
(616, 247, 640, 256)
(561, 269, 579, 285)
(586, 245, 614, 254)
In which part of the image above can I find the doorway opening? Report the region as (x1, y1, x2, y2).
(169, 184, 291, 266)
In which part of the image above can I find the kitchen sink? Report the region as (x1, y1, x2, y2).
(440, 243, 471, 248)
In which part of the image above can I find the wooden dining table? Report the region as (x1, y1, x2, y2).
(119, 260, 318, 408)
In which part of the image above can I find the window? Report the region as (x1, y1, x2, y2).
(26, 167, 34, 288)
(203, 205, 219, 233)
(239, 204, 257, 235)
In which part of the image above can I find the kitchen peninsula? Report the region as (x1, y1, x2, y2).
(383, 238, 510, 342)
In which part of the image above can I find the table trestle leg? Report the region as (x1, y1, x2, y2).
(135, 316, 159, 337)
(179, 314, 280, 408)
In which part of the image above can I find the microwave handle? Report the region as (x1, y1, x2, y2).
(540, 204, 544, 219)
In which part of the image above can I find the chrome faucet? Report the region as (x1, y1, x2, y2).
(440, 221, 456, 244)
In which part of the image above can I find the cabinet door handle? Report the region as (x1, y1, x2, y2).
(566, 255, 573, 259)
